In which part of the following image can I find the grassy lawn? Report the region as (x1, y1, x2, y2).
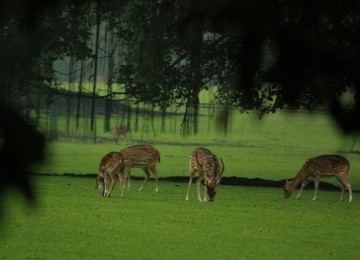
(1, 176, 360, 259)
(2, 109, 360, 259)
(36, 110, 360, 186)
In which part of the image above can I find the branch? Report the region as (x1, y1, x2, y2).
(53, 60, 94, 76)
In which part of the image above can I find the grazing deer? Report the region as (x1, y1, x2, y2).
(284, 154, 352, 202)
(96, 151, 128, 198)
(112, 124, 129, 143)
(119, 145, 160, 194)
(186, 147, 225, 202)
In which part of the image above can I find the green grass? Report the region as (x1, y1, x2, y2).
(1, 176, 359, 259)
(36, 110, 360, 186)
(2, 108, 360, 259)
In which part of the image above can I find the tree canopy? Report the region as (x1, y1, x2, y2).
(1, 0, 360, 134)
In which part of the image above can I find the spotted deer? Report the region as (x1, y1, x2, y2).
(284, 154, 352, 202)
(119, 144, 160, 194)
(112, 124, 129, 143)
(96, 151, 129, 198)
(186, 147, 225, 202)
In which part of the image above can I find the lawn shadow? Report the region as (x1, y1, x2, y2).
(46, 173, 359, 193)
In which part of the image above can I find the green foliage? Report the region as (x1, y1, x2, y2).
(1, 176, 360, 259)
(2, 1, 360, 135)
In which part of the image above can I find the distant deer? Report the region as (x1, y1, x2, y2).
(112, 124, 129, 143)
(96, 151, 129, 198)
(186, 147, 225, 202)
(284, 154, 352, 202)
(119, 144, 160, 194)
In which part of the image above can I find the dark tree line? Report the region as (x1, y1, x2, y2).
(1, 0, 360, 135)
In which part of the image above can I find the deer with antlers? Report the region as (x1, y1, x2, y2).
(284, 154, 352, 202)
(96, 151, 128, 198)
(186, 147, 225, 202)
(119, 144, 160, 193)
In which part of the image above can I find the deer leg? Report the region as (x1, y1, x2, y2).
(103, 172, 110, 197)
(312, 177, 320, 200)
(118, 173, 122, 197)
(203, 187, 209, 202)
(196, 175, 204, 202)
(347, 183, 353, 202)
(337, 176, 352, 202)
(186, 176, 193, 201)
(203, 177, 208, 202)
(348, 184, 353, 202)
(127, 170, 131, 190)
(296, 180, 310, 199)
(119, 168, 129, 198)
(338, 182, 345, 202)
(106, 174, 117, 197)
(149, 166, 159, 192)
(120, 173, 126, 198)
(103, 176, 108, 197)
(186, 169, 196, 200)
(139, 168, 151, 191)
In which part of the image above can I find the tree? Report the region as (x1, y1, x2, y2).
(2, 0, 360, 136)
(116, 0, 360, 134)
(0, 1, 93, 107)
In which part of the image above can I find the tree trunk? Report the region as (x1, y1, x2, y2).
(104, 25, 115, 132)
(66, 55, 76, 136)
(90, 1, 101, 138)
(76, 59, 85, 130)
(181, 20, 202, 136)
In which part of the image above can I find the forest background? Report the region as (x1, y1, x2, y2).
(2, 0, 360, 140)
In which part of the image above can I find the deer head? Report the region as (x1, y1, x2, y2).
(96, 151, 124, 197)
(96, 174, 105, 196)
(205, 157, 225, 202)
(284, 179, 295, 199)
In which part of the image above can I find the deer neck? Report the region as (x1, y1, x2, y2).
(205, 167, 221, 187)
(293, 169, 308, 186)
(204, 173, 214, 185)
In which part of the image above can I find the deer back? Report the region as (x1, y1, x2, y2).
(99, 152, 123, 171)
(96, 151, 123, 194)
(120, 145, 160, 166)
(300, 154, 350, 177)
(286, 154, 350, 192)
(190, 147, 224, 184)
